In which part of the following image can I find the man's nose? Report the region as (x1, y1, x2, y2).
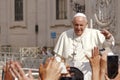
(77, 25, 81, 29)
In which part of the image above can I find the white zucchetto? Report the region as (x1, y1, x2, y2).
(73, 13, 86, 18)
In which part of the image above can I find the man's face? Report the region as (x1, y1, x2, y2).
(72, 16, 87, 36)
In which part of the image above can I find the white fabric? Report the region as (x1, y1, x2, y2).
(54, 28, 115, 80)
(73, 13, 86, 18)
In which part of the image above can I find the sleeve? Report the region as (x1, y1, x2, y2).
(102, 35, 115, 49)
(54, 33, 68, 74)
(53, 32, 65, 56)
(96, 30, 115, 49)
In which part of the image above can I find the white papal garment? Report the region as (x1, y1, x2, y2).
(54, 28, 114, 80)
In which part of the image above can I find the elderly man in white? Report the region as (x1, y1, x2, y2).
(54, 13, 115, 80)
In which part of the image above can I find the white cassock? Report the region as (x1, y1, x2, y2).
(54, 28, 114, 80)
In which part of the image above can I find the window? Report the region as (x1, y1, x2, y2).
(56, 0, 67, 19)
(14, 0, 23, 21)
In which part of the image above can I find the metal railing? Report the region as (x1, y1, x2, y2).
(0, 47, 44, 78)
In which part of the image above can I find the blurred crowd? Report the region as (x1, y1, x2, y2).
(0, 47, 120, 80)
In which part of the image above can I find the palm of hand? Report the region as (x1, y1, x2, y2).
(90, 55, 101, 68)
(39, 58, 61, 80)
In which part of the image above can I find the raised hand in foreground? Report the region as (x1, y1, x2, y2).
(39, 57, 61, 80)
(9, 61, 34, 80)
(3, 61, 14, 80)
(86, 47, 101, 80)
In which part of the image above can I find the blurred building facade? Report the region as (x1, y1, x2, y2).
(0, 0, 120, 54)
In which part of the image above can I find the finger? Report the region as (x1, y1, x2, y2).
(92, 49, 94, 57)
(9, 60, 14, 64)
(118, 65, 120, 74)
(101, 29, 108, 33)
(50, 57, 54, 61)
(15, 62, 25, 77)
(46, 59, 52, 69)
(10, 64, 21, 79)
(39, 64, 45, 80)
(101, 29, 108, 36)
(94, 47, 99, 56)
(52, 58, 59, 67)
(101, 52, 107, 61)
(6, 61, 14, 70)
(50, 57, 56, 67)
(56, 69, 61, 77)
(101, 29, 105, 33)
(5, 61, 11, 75)
(39, 64, 44, 70)
(39, 64, 44, 76)
(101, 29, 112, 39)
(44, 57, 50, 68)
(66, 64, 70, 71)
(38, 76, 41, 80)
(28, 70, 34, 79)
(51, 58, 59, 66)
(85, 55, 90, 60)
(6, 62, 9, 71)
(104, 74, 110, 80)
(9, 68, 17, 79)
(65, 63, 70, 68)
(3, 65, 6, 72)
(107, 33, 112, 38)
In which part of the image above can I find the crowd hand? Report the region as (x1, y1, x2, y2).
(105, 66, 120, 80)
(39, 57, 61, 80)
(39, 57, 52, 80)
(100, 47, 110, 72)
(86, 47, 101, 80)
(9, 61, 34, 80)
(38, 76, 41, 80)
(101, 29, 112, 39)
(100, 52, 108, 80)
(100, 51, 108, 71)
(86, 47, 101, 70)
(3, 61, 14, 80)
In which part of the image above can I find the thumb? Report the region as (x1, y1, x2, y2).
(85, 55, 90, 60)
(28, 70, 34, 79)
(104, 74, 110, 80)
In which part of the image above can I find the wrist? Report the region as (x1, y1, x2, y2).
(92, 68, 100, 74)
(44, 78, 52, 80)
(92, 66, 100, 71)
